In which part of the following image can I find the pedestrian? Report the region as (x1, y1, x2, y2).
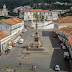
(19, 62, 21, 67)
(34, 65, 36, 71)
(0, 52, 1, 56)
(24, 54, 26, 59)
(32, 65, 34, 70)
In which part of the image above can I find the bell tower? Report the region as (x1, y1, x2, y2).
(3, 4, 6, 9)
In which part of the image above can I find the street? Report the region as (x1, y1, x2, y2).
(0, 29, 70, 72)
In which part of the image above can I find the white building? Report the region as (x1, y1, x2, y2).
(0, 18, 24, 53)
(23, 9, 58, 21)
(0, 4, 8, 16)
(54, 16, 72, 33)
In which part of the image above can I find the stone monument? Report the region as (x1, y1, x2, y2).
(28, 17, 44, 51)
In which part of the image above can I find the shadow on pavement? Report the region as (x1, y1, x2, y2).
(50, 49, 70, 72)
(42, 30, 70, 72)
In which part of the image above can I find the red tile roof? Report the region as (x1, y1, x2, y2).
(63, 27, 72, 35)
(59, 27, 67, 32)
(21, 9, 57, 13)
(68, 37, 72, 46)
(56, 16, 72, 23)
(0, 31, 9, 40)
(1, 18, 23, 25)
(58, 25, 72, 35)
(0, 9, 2, 11)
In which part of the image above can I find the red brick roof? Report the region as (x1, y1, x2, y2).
(0, 31, 9, 40)
(58, 26, 72, 35)
(21, 9, 57, 14)
(0, 9, 2, 11)
(1, 18, 23, 25)
(68, 37, 72, 46)
(56, 16, 72, 23)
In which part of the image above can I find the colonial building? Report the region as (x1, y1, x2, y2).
(54, 16, 72, 33)
(0, 4, 8, 16)
(0, 18, 24, 53)
(0, 18, 24, 35)
(23, 9, 58, 21)
(58, 26, 72, 59)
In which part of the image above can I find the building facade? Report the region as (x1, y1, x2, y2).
(54, 16, 72, 33)
(0, 18, 24, 53)
(23, 9, 58, 21)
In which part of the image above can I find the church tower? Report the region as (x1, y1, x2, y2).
(3, 4, 6, 9)
(2, 4, 8, 16)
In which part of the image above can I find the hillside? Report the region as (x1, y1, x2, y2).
(0, 0, 72, 10)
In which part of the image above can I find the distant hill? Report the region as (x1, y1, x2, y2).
(0, 0, 72, 10)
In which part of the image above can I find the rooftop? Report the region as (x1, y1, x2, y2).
(68, 36, 72, 46)
(59, 26, 72, 35)
(0, 31, 9, 40)
(1, 18, 23, 25)
(0, 9, 2, 11)
(21, 9, 57, 14)
(56, 16, 72, 23)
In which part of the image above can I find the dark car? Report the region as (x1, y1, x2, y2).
(53, 32, 57, 38)
(6, 49, 10, 53)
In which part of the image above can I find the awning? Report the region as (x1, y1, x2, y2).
(11, 43, 15, 46)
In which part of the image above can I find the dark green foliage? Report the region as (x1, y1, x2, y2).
(0, 0, 72, 10)
(0, 16, 10, 20)
(8, 11, 18, 16)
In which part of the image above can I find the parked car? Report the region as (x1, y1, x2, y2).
(8, 46, 12, 50)
(31, 34, 34, 37)
(60, 43, 64, 47)
(6, 49, 10, 53)
(62, 45, 66, 50)
(64, 52, 69, 60)
(53, 32, 57, 38)
(55, 65, 60, 71)
(13, 36, 21, 43)
(18, 39, 24, 44)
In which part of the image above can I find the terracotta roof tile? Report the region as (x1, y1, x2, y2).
(64, 27, 72, 35)
(56, 16, 72, 23)
(0, 31, 9, 40)
(0, 9, 2, 11)
(59, 27, 67, 32)
(59, 25, 72, 35)
(23, 9, 56, 12)
(1, 18, 23, 25)
(68, 37, 72, 46)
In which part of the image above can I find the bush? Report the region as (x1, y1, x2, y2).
(0, 16, 6, 20)
(33, 20, 36, 21)
(45, 19, 48, 21)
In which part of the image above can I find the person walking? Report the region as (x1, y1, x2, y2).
(34, 65, 36, 71)
(19, 62, 22, 67)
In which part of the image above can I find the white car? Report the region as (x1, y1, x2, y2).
(60, 43, 64, 47)
(62, 46, 66, 50)
(13, 36, 21, 43)
(24, 29, 27, 32)
(55, 65, 60, 71)
(8, 46, 12, 50)
(18, 39, 24, 44)
(64, 52, 69, 60)
(31, 34, 34, 37)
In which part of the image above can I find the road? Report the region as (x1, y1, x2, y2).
(0, 29, 70, 72)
